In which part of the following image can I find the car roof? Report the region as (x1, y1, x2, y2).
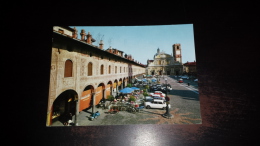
(153, 99, 164, 102)
(152, 94, 161, 97)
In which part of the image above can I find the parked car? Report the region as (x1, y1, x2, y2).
(162, 88, 172, 94)
(194, 79, 198, 82)
(144, 99, 170, 110)
(181, 76, 189, 79)
(153, 96, 165, 101)
(151, 85, 158, 91)
(153, 86, 162, 91)
(144, 96, 153, 102)
(178, 78, 183, 83)
(145, 95, 165, 101)
(154, 91, 166, 96)
(162, 83, 171, 88)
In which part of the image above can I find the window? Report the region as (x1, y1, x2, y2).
(115, 66, 117, 73)
(120, 67, 121, 73)
(109, 65, 111, 74)
(64, 60, 73, 77)
(100, 65, 104, 75)
(88, 62, 92, 76)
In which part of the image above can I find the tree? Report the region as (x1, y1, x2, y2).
(128, 95, 136, 102)
(127, 83, 132, 87)
(145, 85, 149, 90)
(143, 92, 149, 97)
(107, 95, 114, 101)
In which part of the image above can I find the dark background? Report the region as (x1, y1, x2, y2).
(5, 1, 259, 145)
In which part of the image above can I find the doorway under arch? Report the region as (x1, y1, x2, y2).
(51, 89, 78, 125)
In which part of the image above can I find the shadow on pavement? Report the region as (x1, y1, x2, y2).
(169, 89, 200, 101)
(142, 109, 164, 115)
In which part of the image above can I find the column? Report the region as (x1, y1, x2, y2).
(91, 93, 96, 114)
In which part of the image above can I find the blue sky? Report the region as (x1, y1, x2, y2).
(70, 24, 196, 65)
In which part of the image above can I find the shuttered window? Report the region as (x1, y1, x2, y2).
(88, 62, 92, 76)
(100, 65, 104, 75)
(64, 60, 73, 77)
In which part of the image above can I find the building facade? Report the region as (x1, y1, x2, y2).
(146, 45, 183, 76)
(183, 61, 197, 76)
(47, 26, 145, 126)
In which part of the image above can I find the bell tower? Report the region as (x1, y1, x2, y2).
(172, 44, 182, 63)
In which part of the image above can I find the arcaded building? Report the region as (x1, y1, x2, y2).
(146, 44, 183, 76)
(47, 26, 145, 126)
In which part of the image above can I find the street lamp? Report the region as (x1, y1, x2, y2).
(163, 78, 173, 119)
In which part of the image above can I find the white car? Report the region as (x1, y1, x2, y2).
(194, 79, 198, 82)
(154, 91, 166, 96)
(150, 92, 165, 97)
(144, 99, 170, 110)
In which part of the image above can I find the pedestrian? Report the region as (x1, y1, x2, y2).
(188, 82, 190, 86)
(165, 96, 170, 104)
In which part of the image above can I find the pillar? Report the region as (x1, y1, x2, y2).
(91, 93, 96, 114)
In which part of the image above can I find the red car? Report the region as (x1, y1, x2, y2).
(178, 78, 183, 83)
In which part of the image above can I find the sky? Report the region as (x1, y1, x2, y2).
(70, 24, 196, 65)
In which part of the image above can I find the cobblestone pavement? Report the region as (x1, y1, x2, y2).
(51, 76, 201, 127)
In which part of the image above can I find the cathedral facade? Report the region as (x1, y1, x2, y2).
(146, 44, 183, 76)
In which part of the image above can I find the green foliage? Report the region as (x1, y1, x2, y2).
(107, 95, 114, 101)
(143, 92, 149, 97)
(128, 95, 136, 102)
(145, 85, 149, 90)
(127, 84, 132, 87)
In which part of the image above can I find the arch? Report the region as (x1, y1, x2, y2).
(106, 81, 113, 98)
(51, 89, 78, 125)
(96, 83, 105, 105)
(123, 77, 127, 88)
(113, 79, 118, 91)
(118, 78, 123, 91)
(80, 85, 94, 111)
(88, 62, 93, 76)
(64, 59, 73, 77)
